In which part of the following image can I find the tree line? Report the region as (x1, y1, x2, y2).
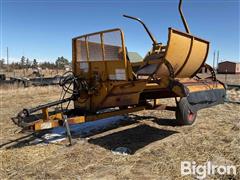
(0, 56, 70, 69)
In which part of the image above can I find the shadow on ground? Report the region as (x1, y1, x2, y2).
(1, 114, 179, 151)
(0, 131, 52, 149)
(88, 124, 178, 154)
(129, 114, 179, 126)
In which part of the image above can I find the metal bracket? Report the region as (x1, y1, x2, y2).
(63, 115, 73, 146)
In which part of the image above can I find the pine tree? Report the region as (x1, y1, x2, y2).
(55, 56, 69, 69)
(20, 56, 26, 68)
(33, 59, 38, 68)
(26, 58, 31, 68)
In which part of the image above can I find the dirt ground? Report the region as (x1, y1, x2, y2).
(0, 86, 239, 179)
(216, 74, 240, 84)
(198, 73, 240, 85)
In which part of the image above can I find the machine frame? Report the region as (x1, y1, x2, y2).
(12, 0, 226, 145)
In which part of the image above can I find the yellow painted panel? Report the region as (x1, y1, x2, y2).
(89, 61, 107, 81)
(165, 30, 191, 73)
(110, 80, 146, 94)
(157, 28, 209, 78)
(95, 81, 146, 109)
(101, 93, 140, 108)
(178, 39, 208, 77)
(187, 84, 225, 93)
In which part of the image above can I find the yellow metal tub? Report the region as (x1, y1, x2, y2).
(138, 28, 209, 79)
(155, 28, 209, 78)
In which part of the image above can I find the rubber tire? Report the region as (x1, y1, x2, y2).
(175, 98, 197, 126)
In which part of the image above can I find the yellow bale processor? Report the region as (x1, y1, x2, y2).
(12, 0, 226, 142)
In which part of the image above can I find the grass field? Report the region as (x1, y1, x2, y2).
(1, 68, 239, 84)
(0, 69, 66, 79)
(0, 86, 239, 179)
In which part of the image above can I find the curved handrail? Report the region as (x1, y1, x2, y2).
(123, 14, 158, 45)
(178, 0, 191, 34)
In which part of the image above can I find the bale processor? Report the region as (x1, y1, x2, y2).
(12, 0, 226, 143)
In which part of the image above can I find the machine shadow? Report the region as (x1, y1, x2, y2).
(129, 114, 179, 126)
(1, 115, 178, 150)
(0, 118, 137, 149)
(88, 124, 178, 154)
(0, 132, 46, 149)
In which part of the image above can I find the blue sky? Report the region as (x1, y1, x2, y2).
(0, 0, 239, 65)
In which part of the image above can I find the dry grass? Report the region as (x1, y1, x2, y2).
(1, 69, 66, 78)
(0, 86, 239, 179)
